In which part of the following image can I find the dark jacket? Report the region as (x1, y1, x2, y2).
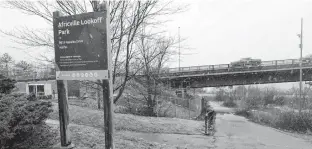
(206, 110, 216, 121)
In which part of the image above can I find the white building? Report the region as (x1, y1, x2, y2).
(15, 80, 56, 98)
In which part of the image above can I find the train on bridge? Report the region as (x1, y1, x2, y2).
(162, 56, 312, 74)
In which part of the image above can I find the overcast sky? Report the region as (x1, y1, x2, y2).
(164, 0, 312, 67)
(1, 0, 311, 90)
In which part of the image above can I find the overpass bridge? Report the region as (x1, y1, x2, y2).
(12, 58, 312, 88)
(159, 59, 312, 88)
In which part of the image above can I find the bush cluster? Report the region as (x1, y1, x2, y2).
(222, 97, 237, 107)
(215, 89, 228, 102)
(214, 89, 237, 107)
(224, 85, 312, 133)
(236, 108, 312, 133)
(0, 93, 55, 149)
(274, 111, 312, 133)
(38, 95, 53, 100)
(215, 87, 286, 109)
(0, 75, 16, 94)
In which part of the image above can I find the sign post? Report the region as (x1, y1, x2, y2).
(53, 2, 113, 148)
(97, 3, 114, 149)
(53, 11, 71, 147)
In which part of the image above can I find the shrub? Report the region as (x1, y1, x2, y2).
(136, 105, 156, 117)
(0, 93, 54, 149)
(223, 100, 237, 107)
(222, 96, 237, 107)
(240, 95, 264, 110)
(215, 89, 228, 101)
(263, 91, 275, 106)
(26, 92, 37, 101)
(47, 95, 53, 99)
(249, 110, 277, 125)
(275, 111, 312, 133)
(114, 105, 129, 114)
(238, 108, 312, 133)
(0, 74, 16, 94)
(235, 109, 251, 117)
(273, 96, 285, 106)
(38, 95, 53, 100)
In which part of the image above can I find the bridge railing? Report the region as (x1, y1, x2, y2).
(161, 59, 311, 75)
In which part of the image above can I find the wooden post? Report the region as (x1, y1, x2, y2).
(57, 80, 71, 146)
(53, 11, 71, 147)
(97, 2, 114, 149)
(188, 96, 191, 119)
(204, 113, 208, 135)
(97, 80, 101, 109)
(154, 79, 158, 117)
(201, 97, 205, 114)
(102, 79, 114, 149)
(175, 98, 177, 118)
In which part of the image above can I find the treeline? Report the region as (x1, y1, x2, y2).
(0, 53, 54, 79)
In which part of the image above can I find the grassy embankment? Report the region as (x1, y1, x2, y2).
(49, 103, 203, 134)
(48, 103, 205, 149)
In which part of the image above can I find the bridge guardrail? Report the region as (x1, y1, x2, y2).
(160, 59, 312, 76)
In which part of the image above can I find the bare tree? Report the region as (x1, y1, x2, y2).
(288, 85, 312, 110)
(1, 0, 187, 104)
(131, 33, 177, 116)
(13, 60, 36, 78)
(15, 60, 33, 71)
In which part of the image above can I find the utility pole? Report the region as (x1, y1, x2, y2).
(188, 89, 191, 119)
(178, 27, 181, 71)
(298, 18, 303, 113)
(177, 27, 181, 118)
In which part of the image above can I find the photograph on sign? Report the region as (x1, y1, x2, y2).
(53, 12, 109, 80)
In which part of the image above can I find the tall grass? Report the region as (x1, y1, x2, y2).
(238, 109, 312, 133)
(275, 111, 312, 133)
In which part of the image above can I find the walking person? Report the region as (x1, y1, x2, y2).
(205, 106, 216, 135)
(52, 90, 55, 100)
